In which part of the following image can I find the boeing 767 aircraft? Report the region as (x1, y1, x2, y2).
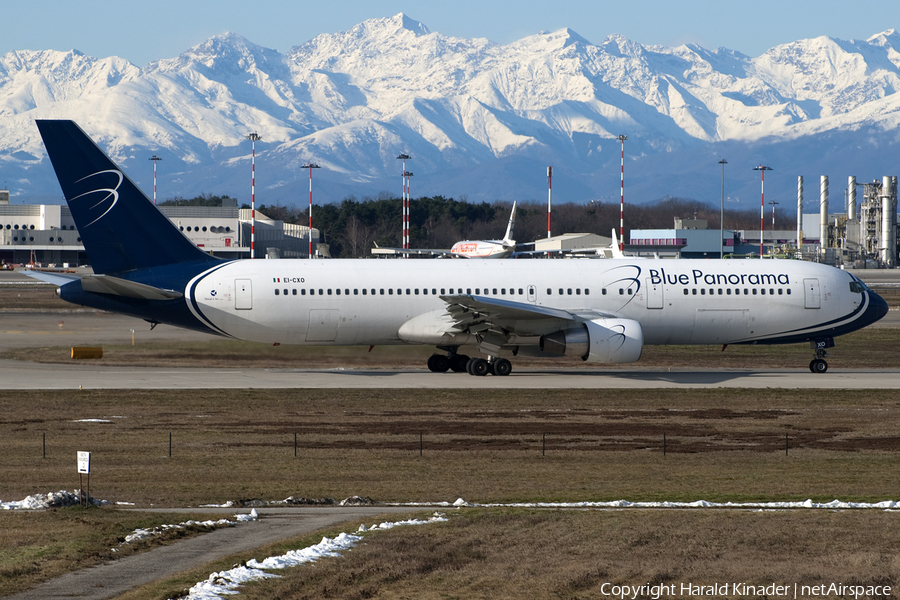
(28, 120, 888, 376)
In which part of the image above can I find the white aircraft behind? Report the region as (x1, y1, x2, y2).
(374, 202, 518, 258)
(30, 120, 889, 377)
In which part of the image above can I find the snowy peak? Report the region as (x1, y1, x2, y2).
(2, 16, 900, 207)
(345, 13, 430, 42)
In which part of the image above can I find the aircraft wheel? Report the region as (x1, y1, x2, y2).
(809, 358, 828, 373)
(427, 354, 450, 373)
(492, 358, 512, 376)
(450, 355, 470, 373)
(470, 358, 490, 376)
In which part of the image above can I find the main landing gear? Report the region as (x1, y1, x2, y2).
(426, 350, 512, 376)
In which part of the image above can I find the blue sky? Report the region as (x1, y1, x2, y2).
(4, 0, 898, 66)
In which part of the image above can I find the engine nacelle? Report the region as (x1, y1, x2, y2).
(539, 318, 643, 364)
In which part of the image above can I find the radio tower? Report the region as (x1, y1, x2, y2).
(247, 132, 262, 259)
(149, 155, 162, 205)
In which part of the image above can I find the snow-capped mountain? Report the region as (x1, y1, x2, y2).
(2, 14, 899, 208)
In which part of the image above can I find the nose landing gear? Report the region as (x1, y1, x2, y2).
(809, 338, 833, 374)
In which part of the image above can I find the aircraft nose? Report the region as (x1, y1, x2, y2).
(865, 290, 889, 325)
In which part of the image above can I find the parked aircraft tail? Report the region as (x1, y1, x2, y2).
(35, 120, 218, 275)
(502, 201, 517, 245)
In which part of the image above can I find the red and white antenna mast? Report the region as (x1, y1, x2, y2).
(149, 155, 162, 205)
(617, 135, 627, 252)
(754, 165, 772, 257)
(302, 162, 320, 258)
(397, 154, 411, 254)
(247, 132, 262, 259)
(547, 166, 552, 239)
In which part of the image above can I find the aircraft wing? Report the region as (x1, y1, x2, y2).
(20, 270, 82, 286)
(80, 275, 184, 300)
(438, 294, 615, 353)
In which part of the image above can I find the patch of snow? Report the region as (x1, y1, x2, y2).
(180, 512, 447, 600)
(120, 510, 258, 546)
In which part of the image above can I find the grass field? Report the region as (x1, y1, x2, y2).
(4, 388, 900, 598)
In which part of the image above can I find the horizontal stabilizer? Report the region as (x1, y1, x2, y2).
(80, 275, 183, 300)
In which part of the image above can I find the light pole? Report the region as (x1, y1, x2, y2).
(301, 163, 320, 258)
(769, 199, 779, 229)
(547, 166, 553, 239)
(754, 165, 772, 258)
(149, 155, 162, 205)
(397, 154, 411, 252)
(247, 132, 262, 259)
(718, 158, 727, 259)
(404, 170, 413, 253)
(617, 135, 627, 251)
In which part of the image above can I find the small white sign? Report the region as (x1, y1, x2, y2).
(77, 451, 91, 474)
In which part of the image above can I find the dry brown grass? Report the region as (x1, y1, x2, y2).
(0, 508, 242, 597)
(233, 509, 900, 600)
(5, 388, 900, 598)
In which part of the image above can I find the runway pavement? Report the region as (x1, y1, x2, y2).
(1, 358, 898, 389)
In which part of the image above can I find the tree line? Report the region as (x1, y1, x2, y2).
(163, 194, 795, 258)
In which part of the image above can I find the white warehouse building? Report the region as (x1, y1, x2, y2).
(0, 191, 320, 267)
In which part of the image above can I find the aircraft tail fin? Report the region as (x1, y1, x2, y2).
(503, 201, 517, 244)
(35, 120, 218, 275)
(610, 229, 626, 259)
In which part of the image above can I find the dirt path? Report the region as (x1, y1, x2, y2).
(5, 506, 420, 600)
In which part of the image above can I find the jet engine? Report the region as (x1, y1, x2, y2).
(539, 318, 643, 364)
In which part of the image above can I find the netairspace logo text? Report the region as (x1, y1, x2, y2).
(599, 582, 892, 599)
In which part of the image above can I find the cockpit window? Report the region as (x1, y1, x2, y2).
(849, 282, 865, 294)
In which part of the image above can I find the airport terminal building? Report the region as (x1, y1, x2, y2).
(0, 191, 321, 267)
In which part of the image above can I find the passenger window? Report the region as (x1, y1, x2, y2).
(467, 288, 472, 294)
(602, 289, 607, 295)
(283, 289, 288, 295)
(354, 289, 358, 295)
(275, 289, 280, 296)
(389, 289, 393, 295)
(415, 289, 419, 295)
(683, 289, 689, 295)
(336, 289, 341, 295)
(441, 288, 446, 295)
(362, 289, 366, 295)
(761, 289, 765, 295)
(752, 289, 757, 295)
(585, 289, 590, 295)
(701, 289, 706, 295)
(619, 289, 624, 295)
(559, 288, 564, 295)
(301, 289, 307, 295)
(787, 289, 792, 295)
(476, 288, 480, 294)
(778, 289, 783, 295)
(405, 289, 410, 295)
(567, 289, 572, 295)
(292, 289, 297, 296)
(518, 289, 524, 295)
(546, 289, 551, 295)
(328, 289, 332, 295)
(576, 289, 581, 295)
(692, 289, 697, 295)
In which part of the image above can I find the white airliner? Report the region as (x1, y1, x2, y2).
(374, 201, 519, 258)
(30, 120, 888, 376)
